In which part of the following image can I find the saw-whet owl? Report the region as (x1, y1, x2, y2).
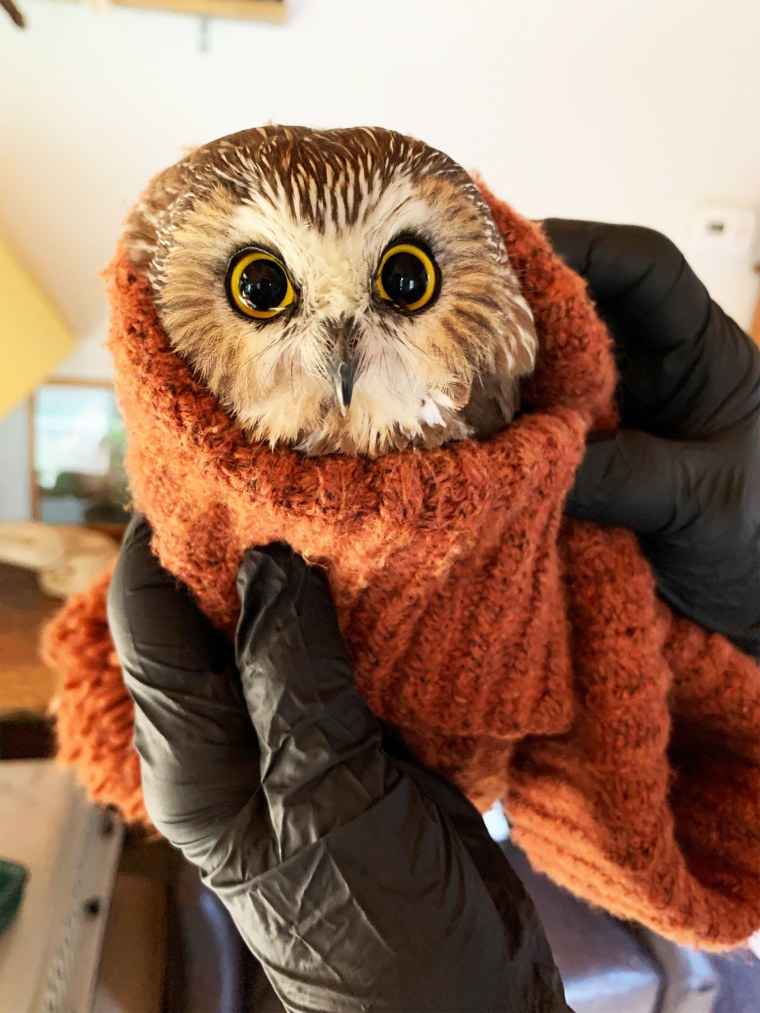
(125, 126, 537, 457)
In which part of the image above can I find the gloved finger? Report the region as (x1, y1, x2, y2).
(564, 429, 713, 534)
(109, 514, 234, 684)
(542, 219, 688, 318)
(644, 540, 760, 658)
(235, 546, 398, 859)
(108, 513, 261, 849)
(542, 219, 760, 437)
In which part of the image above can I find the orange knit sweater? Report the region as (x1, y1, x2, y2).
(46, 193, 760, 950)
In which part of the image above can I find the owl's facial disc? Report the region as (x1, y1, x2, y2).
(126, 126, 538, 457)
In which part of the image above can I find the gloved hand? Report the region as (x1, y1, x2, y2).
(107, 514, 569, 1013)
(544, 220, 760, 656)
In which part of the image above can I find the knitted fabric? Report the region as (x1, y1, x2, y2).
(45, 193, 760, 949)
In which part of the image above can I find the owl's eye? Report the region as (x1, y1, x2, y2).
(227, 250, 295, 320)
(375, 242, 438, 313)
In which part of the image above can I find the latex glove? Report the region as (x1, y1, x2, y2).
(107, 514, 569, 1013)
(544, 220, 760, 656)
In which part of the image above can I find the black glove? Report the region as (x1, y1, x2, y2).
(107, 514, 569, 1013)
(544, 220, 760, 656)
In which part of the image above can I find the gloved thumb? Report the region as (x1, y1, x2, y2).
(234, 544, 358, 711)
(565, 430, 703, 533)
(235, 545, 393, 858)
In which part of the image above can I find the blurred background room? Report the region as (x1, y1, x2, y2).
(0, 1, 758, 1011)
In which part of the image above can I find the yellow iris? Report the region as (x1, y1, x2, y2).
(228, 250, 295, 320)
(376, 243, 437, 313)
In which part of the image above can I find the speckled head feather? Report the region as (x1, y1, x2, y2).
(124, 126, 537, 456)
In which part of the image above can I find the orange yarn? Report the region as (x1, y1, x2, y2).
(45, 193, 760, 949)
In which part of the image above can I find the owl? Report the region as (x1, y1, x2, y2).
(125, 126, 537, 457)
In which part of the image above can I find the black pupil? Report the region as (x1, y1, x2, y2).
(238, 258, 288, 311)
(381, 251, 429, 306)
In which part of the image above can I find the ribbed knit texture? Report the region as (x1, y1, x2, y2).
(44, 193, 760, 949)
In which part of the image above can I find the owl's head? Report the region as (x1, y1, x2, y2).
(125, 126, 536, 456)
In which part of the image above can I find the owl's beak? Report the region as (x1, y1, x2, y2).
(337, 359, 357, 411)
(325, 317, 360, 414)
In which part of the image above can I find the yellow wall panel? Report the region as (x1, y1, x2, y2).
(0, 236, 76, 419)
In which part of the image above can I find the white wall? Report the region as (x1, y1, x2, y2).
(0, 403, 32, 520)
(1, 0, 759, 518)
